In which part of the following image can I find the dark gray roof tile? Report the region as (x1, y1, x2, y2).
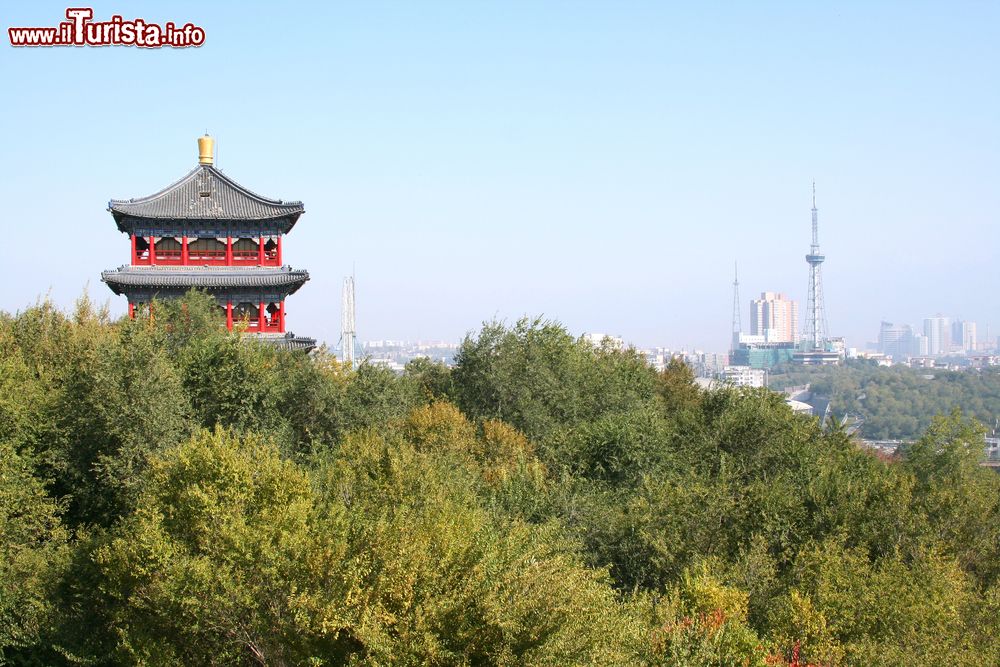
(109, 165, 304, 221)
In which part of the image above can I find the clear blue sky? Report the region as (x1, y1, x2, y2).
(2, 1, 997, 350)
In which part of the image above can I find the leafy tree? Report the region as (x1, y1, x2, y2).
(404, 357, 455, 401)
(657, 357, 702, 416)
(903, 412, 1000, 585)
(452, 317, 658, 444)
(0, 441, 68, 660)
(635, 560, 772, 667)
(82, 428, 362, 665)
(52, 315, 191, 526)
(310, 412, 638, 665)
(771, 536, 977, 666)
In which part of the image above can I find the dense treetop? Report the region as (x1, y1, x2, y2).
(1, 292, 998, 666)
(770, 361, 1000, 440)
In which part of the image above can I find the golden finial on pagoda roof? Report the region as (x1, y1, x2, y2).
(198, 134, 214, 165)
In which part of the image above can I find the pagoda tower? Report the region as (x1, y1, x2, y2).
(101, 135, 315, 351)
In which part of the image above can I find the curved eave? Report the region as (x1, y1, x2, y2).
(253, 333, 317, 353)
(101, 266, 310, 296)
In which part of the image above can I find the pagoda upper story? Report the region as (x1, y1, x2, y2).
(101, 135, 314, 351)
(108, 136, 304, 266)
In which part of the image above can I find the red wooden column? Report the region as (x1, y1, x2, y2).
(149, 236, 156, 265)
(258, 235, 264, 264)
(226, 301, 233, 331)
(130, 234, 137, 264)
(276, 236, 282, 265)
(258, 301, 265, 331)
(128, 302, 135, 319)
(278, 301, 285, 333)
(226, 236, 233, 266)
(181, 236, 189, 264)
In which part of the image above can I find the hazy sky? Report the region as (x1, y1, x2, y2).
(2, 1, 997, 351)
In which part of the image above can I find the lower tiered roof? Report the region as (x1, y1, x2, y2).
(256, 332, 318, 352)
(101, 265, 309, 295)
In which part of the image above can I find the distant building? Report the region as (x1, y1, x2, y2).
(854, 350, 893, 366)
(582, 332, 625, 350)
(913, 333, 929, 356)
(923, 316, 951, 356)
(643, 349, 668, 373)
(723, 366, 767, 388)
(952, 320, 977, 353)
(963, 321, 977, 353)
(750, 292, 798, 343)
(785, 399, 814, 416)
(878, 321, 914, 361)
(730, 339, 797, 369)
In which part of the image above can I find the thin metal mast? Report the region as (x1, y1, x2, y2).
(731, 261, 741, 351)
(341, 275, 356, 369)
(804, 182, 829, 351)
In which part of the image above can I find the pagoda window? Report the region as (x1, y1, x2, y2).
(263, 236, 279, 264)
(232, 301, 260, 330)
(187, 237, 227, 264)
(262, 301, 282, 333)
(232, 237, 260, 263)
(154, 237, 183, 264)
(133, 235, 150, 264)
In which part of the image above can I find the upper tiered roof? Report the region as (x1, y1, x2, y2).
(108, 135, 304, 233)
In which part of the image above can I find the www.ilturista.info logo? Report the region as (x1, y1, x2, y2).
(8, 8, 205, 48)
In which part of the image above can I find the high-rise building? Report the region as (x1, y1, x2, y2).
(951, 320, 977, 353)
(750, 292, 798, 343)
(923, 316, 951, 356)
(878, 321, 914, 361)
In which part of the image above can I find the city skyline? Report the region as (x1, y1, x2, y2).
(1, 2, 997, 351)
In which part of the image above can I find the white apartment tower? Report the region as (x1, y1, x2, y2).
(750, 292, 799, 343)
(923, 316, 951, 356)
(951, 320, 977, 353)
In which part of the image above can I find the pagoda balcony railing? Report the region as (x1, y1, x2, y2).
(187, 250, 227, 263)
(153, 250, 183, 265)
(232, 249, 280, 266)
(239, 320, 283, 333)
(131, 237, 283, 267)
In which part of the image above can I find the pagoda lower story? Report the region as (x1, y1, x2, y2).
(102, 265, 315, 350)
(100, 135, 315, 352)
